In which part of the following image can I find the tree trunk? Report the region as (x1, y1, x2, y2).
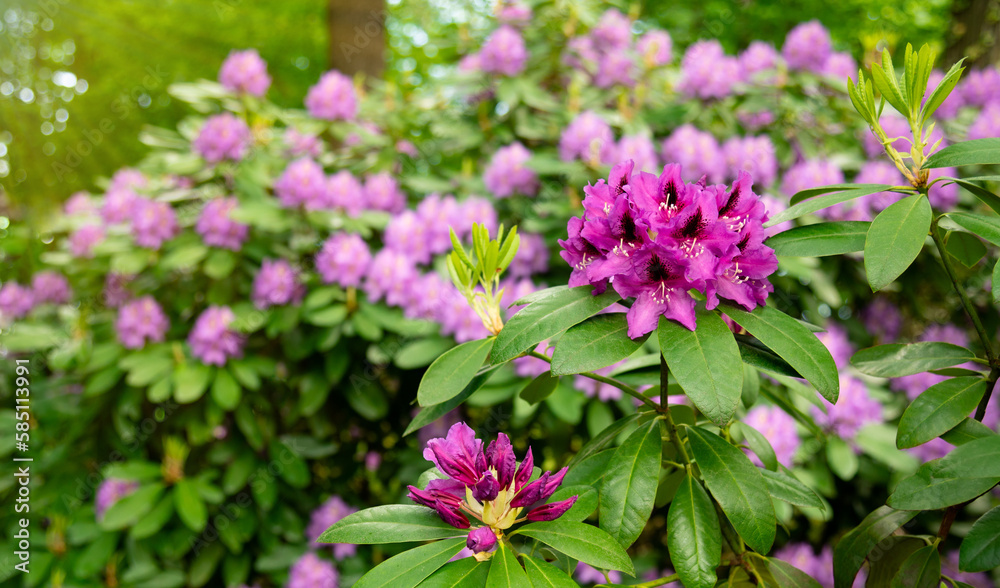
(944, 0, 1000, 68)
(327, 0, 386, 79)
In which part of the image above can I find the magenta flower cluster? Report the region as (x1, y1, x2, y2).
(407, 423, 577, 554)
(305, 71, 357, 121)
(483, 142, 539, 198)
(218, 49, 271, 96)
(562, 9, 672, 89)
(187, 305, 244, 366)
(115, 296, 170, 349)
(252, 259, 303, 309)
(193, 113, 252, 163)
(561, 161, 778, 338)
(196, 197, 249, 250)
(307, 496, 358, 560)
(95, 478, 139, 519)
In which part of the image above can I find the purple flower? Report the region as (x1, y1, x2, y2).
(591, 9, 631, 49)
(928, 167, 959, 210)
(969, 101, 1000, 140)
(738, 109, 776, 130)
(816, 323, 853, 369)
(407, 423, 577, 533)
(615, 135, 659, 174)
(363, 172, 406, 213)
(509, 233, 548, 278)
(595, 48, 636, 88)
(284, 128, 323, 158)
(131, 200, 179, 250)
(960, 67, 1000, 108)
(252, 259, 303, 309)
(559, 111, 615, 164)
(385, 211, 434, 264)
(678, 40, 740, 99)
(466, 526, 497, 554)
(822, 52, 856, 80)
(324, 170, 365, 216)
(115, 296, 170, 349)
(480, 26, 528, 76)
(95, 478, 138, 519)
(109, 168, 147, 191)
(575, 359, 626, 401)
(563, 36, 600, 72)
(576, 563, 622, 585)
(219, 49, 271, 96)
(772, 544, 861, 588)
(364, 451, 381, 471)
(722, 135, 778, 187)
(661, 124, 725, 183)
(64, 191, 96, 216)
(484, 142, 539, 198)
(101, 188, 139, 224)
(103, 274, 133, 308)
(307, 496, 358, 559)
(316, 233, 371, 288)
(813, 375, 881, 441)
(861, 297, 903, 342)
(925, 70, 965, 119)
(193, 113, 252, 163)
(274, 158, 326, 209)
(743, 405, 800, 467)
(287, 552, 338, 588)
(364, 249, 419, 307)
(637, 30, 672, 67)
(305, 70, 357, 121)
(196, 197, 248, 251)
(513, 343, 552, 378)
(0, 282, 34, 320)
(30, 271, 71, 305)
(456, 197, 498, 237)
(416, 194, 464, 254)
(497, 0, 531, 24)
(70, 224, 105, 258)
(942, 551, 994, 588)
(782, 20, 832, 72)
(739, 41, 781, 83)
(188, 306, 244, 366)
(780, 160, 845, 200)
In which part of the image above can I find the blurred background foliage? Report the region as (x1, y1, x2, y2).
(0, 0, 961, 225)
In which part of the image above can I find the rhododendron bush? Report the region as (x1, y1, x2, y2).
(3, 2, 1000, 587)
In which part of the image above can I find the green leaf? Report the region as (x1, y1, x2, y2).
(395, 337, 456, 370)
(766, 221, 870, 257)
(945, 178, 1000, 215)
(896, 377, 988, 449)
(658, 310, 743, 425)
(760, 469, 824, 509)
(826, 437, 859, 481)
(833, 506, 918, 588)
(345, 377, 389, 421)
(99, 483, 165, 530)
(923, 138, 1000, 169)
(888, 436, 1000, 510)
(269, 439, 310, 488)
(568, 413, 641, 469)
(941, 417, 996, 446)
(890, 545, 940, 588)
(599, 420, 662, 548)
(948, 211, 1000, 247)
(667, 474, 721, 588)
(945, 230, 988, 267)
(318, 505, 466, 544)
(789, 184, 894, 206)
(720, 305, 838, 403)
(736, 423, 777, 471)
(417, 558, 490, 588)
(851, 342, 977, 377)
(404, 366, 501, 436)
(551, 313, 646, 376)
(512, 521, 635, 575)
(174, 363, 213, 404)
(766, 185, 895, 227)
(355, 537, 466, 588)
(522, 555, 580, 587)
(203, 249, 236, 279)
(995, 260, 1000, 305)
(174, 478, 207, 532)
(493, 286, 620, 364)
(686, 426, 776, 554)
(210, 368, 241, 411)
(864, 194, 932, 291)
(417, 338, 495, 406)
(129, 494, 174, 539)
(760, 558, 823, 588)
(547, 485, 598, 522)
(866, 536, 928, 588)
(73, 532, 119, 579)
(922, 59, 965, 125)
(520, 372, 560, 404)
(737, 338, 803, 378)
(487, 543, 532, 588)
(960, 504, 1000, 572)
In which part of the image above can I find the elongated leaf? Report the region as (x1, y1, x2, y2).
(833, 506, 918, 588)
(174, 362, 213, 404)
(600, 420, 661, 548)
(551, 313, 645, 376)
(99, 483, 165, 531)
(888, 436, 1000, 510)
(766, 222, 870, 257)
(686, 426, 775, 554)
(355, 537, 465, 588)
(659, 311, 743, 425)
(946, 178, 1000, 215)
(417, 558, 490, 587)
(512, 521, 635, 575)
(487, 542, 531, 588)
(941, 417, 996, 446)
(736, 338, 803, 378)
(890, 545, 940, 588)
(737, 423, 778, 472)
(851, 342, 976, 377)
(789, 184, 893, 205)
(417, 338, 495, 406)
(318, 505, 466, 544)
(922, 59, 965, 125)
(493, 286, 620, 364)
(865, 194, 932, 291)
(405, 366, 500, 436)
(567, 413, 641, 469)
(896, 377, 988, 449)
(948, 211, 1000, 247)
(761, 558, 823, 588)
(520, 372, 560, 404)
(960, 504, 1000, 572)
(923, 138, 1000, 169)
(522, 555, 579, 588)
(760, 469, 824, 509)
(766, 186, 894, 227)
(720, 305, 838, 403)
(866, 536, 927, 588)
(945, 230, 988, 267)
(668, 474, 721, 588)
(174, 478, 207, 532)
